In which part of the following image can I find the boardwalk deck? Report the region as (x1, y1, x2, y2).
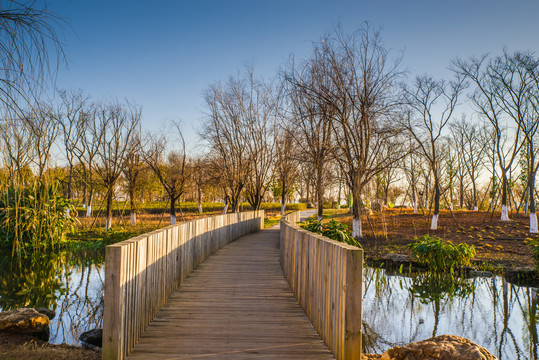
(127, 227, 334, 360)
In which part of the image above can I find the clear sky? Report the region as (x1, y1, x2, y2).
(48, 0, 539, 149)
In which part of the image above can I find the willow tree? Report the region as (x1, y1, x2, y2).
(0, 0, 65, 113)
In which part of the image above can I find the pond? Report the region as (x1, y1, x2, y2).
(363, 266, 538, 359)
(0, 250, 537, 358)
(0, 249, 104, 345)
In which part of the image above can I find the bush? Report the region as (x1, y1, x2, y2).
(408, 235, 475, 272)
(300, 219, 360, 248)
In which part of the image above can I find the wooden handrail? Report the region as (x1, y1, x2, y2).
(102, 211, 264, 360)
(280, 211, 363, 360)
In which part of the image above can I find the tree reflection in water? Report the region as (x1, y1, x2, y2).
(0, 249, 104, 345)
(362, 267, 539, 359)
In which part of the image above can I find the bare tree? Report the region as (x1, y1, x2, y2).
(401, 74, 466, 230)
(274, 127, 299, 215)
(291, 24, 405, 236)
(284, 51, 335, 220)
(192, 157, 207, 213)
(144, 124, 190, 225)
(76, 105, 102, 218)
(58, 89, 88, 203)
(92, 101, 140, 230)
(122, 133, 143, 225)
(25, 103, 60, 181)
(450, 115, 485, 210)
(202, 70, 256, 212)
(453, 54, 523, 222)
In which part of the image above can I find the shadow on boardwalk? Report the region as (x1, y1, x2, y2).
(127, 227, 334, 359)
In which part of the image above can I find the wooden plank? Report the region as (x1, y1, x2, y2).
(127, 228, 333, 360)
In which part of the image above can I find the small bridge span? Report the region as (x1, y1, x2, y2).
(102, 210, 363, 360)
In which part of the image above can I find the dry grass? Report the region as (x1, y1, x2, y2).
(0, 333, 100, 360)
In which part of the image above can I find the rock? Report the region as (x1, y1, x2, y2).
(381, 335, 496, 360)
(33, 307, 55, 320)
(0, 308, 49, 341)
(79, 328, 102, 347)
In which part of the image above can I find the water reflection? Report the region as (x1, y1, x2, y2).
(363, 267, 539, 359)
(0, 249, 104, 345)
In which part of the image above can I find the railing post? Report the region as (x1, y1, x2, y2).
(102, 245, 124, 360)
(344, 248, 363, 360)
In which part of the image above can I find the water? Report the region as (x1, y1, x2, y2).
(363, 267, 539, 359)
(1, 250, 537, 357)
(0, 249, 104, 345)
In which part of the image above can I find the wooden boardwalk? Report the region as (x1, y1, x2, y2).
(127, 227, 334, 359)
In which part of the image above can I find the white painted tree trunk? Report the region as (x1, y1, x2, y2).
(130, 212, 136, 226)
(530, 212, 538, 234)
(352, 217, 362, 238)
(86, 205, 92, 217)
(501, 205, 510, 221)
(65, 208, 70, 217)
(106, 217, 112, 231)
(430, 213, 438, 230)
(170, 214, 176, 225)
(223, 203, 228, 214)
(280, 203, 285, 216)
(474, 206, 478, 211)
(82, 203, 86, 208)
(198, 203, 202, 213)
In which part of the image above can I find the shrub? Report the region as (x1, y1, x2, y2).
(300, 218, 360, 248)
(408, 235, 475, 272)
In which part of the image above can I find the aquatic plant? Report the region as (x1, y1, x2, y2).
(0, 181, 77, 257)
(408, 234, 475, 272)
(301, 218, 360, 247)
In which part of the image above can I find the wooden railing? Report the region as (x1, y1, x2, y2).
(102, 211, 264, 360)
(280, 211, 363, 360)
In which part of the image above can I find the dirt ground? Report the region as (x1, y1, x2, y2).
(324, 208, 539, 270)
(0, 333, 100, 360)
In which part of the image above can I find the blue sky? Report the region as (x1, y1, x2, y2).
(48, 0, 539, 149)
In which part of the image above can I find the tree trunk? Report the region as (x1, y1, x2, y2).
(223, 197, 228, 214)
(459, 182, 464, 209)
(67, 163, 73, 201)
(105, 187, 113, 231)
(197, 186, 202, 213)
(501, 171, 510, 221)
(82, 163, 87, 207)
(281, 180, 286, 216)
(170, 198, 176, 225)
(472, 180, 478, 211)
(351, 189, 362, 238)
(430, 179, 440, 230)
(129, 188, 136, 226)
(316, 165, 323, 220)
(530, 161, 537, 233)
